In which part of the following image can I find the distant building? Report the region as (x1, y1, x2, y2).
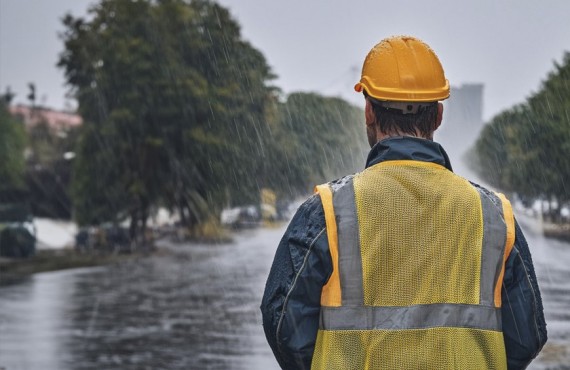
(8, 104, 82, 133)
(435, 84, 484, 176)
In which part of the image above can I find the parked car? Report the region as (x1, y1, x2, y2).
(220, 205, 260, 229)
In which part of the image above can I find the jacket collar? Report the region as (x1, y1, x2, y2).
(365, 136, 453, 171)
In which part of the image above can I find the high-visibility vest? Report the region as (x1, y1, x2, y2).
(312, 160, 515, 370)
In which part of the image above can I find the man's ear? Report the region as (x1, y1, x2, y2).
(365, 99, 375, 127)
(435, 102, 444, 130)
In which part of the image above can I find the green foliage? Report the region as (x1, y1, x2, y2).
(269, 92, 367, 196)
(0, 101, 26, 191)
(59, 0, 278, 236)
(474, 51, 570, 206)
(59, 0, 367, 240)
(25, 121, 79, 219)
(71, 124, 127, 225)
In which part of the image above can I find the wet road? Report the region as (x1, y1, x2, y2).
(0, 215, 569, 369)
(517, 214, 570, 369)
(0, 228, 281, 370)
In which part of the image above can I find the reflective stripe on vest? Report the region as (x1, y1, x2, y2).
(313, 161, 515, 369)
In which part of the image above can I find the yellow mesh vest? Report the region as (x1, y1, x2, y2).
(312, 160, 514, 370)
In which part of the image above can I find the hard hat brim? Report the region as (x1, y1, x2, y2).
(354, 76, 450, 102)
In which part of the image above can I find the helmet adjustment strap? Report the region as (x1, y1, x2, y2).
(365, 90, 435, 115)
(374, 100, 435, 115)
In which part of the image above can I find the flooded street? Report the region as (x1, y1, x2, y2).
(1, 215, 569, 369)
(0, 227, 281, 370)
(517, 215, 570, 369)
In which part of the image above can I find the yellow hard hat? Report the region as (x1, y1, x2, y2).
(354, 36, 450, 102)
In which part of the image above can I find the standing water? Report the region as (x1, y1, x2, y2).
(0, 214, 568, 369)
(0, 227, 281, 370)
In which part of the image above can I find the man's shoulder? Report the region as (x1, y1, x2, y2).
(297, 193, 323, 216)
(292, 174, 356, 229)
(293, 192, 326, 229)
(468, 180, 493, 194)
(468, 180, 505, 207)
(284, 194, 326, 250)
(320, 173, 356, 192)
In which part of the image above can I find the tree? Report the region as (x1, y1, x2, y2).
(268, 92, 367, 197)
(59, 0, 277, 241)
(473, 106, 524, 192)
(25, 120, 78, 219)
(474, 52, 570, 220)
(525, 52, 570, 207)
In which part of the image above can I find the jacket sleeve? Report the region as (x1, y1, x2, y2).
(260, 194, 332, 370)
(501, 219, 548, 370)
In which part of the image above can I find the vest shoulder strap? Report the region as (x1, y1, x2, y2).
(493, 192, 516, 306)
(315, 183, 341, 307)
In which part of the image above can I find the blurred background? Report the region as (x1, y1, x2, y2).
(0, 1, 569, 369)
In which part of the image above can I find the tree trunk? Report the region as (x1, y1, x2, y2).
(129, 210, 138, 250)
(140, 201, 149, 248)
(178, 202, 187, 226)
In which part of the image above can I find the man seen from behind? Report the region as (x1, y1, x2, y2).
(261, 35, 547, 370)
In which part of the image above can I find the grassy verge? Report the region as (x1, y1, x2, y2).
(185, 218, 233, 243)
(543, 222, 570, 242)
(0, 249, 135, 285)
(0, 220, 259, 284)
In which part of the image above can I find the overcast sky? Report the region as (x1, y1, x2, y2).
(1, 0, 569, 121)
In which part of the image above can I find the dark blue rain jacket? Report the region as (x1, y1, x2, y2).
(260, 137, 547, 370)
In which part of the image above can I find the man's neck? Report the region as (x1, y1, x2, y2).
(375, 132, 433, 144)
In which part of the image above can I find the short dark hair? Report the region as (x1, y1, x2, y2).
(365, 93, 438, 137)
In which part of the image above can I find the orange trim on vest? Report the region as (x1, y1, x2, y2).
(494, 193, 516, 307)
(315, 184, 342, 307)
